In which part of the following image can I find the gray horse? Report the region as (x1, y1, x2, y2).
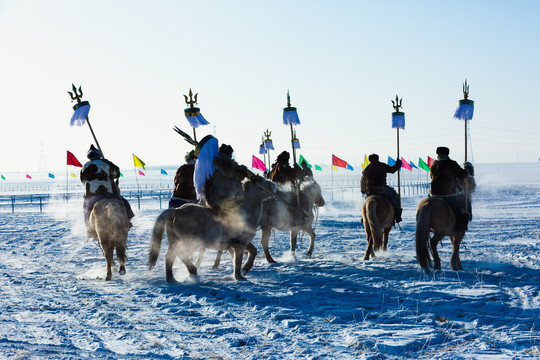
(148, 177, 276, 282)
(87, 198, 130, 281)
(258, 179, 325, 263)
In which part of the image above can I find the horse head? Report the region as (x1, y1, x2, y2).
(300, 179, 325, 207)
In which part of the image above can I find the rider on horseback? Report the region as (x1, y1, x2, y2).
(169, 150, 197, 208)
(429, 146, 472, 231)
(361, 154, 403, 223)
(80, 145, 135, 238)
(194, 136, 257, 218)
(268, 151, 302, 186)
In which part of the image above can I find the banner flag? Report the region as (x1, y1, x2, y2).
(388, 156, 396, 166)
(315, 165, 322, 171)
(71, 173, 77, 178)
(26, 174, 32, 179)
(346, 164, 354, 171)
(427, 156, 434, 167)
(401, 157, 412, 171)
(252, 155, 266, 172)
(418, 157, 430, 171)
(160, 169, 168, 175)
(410, 161, 418, 169)
(138, 170, 145, 176)
(332, 154, 348, 168)
(1, 175, 5, 180)
(362, 154, 370, 169)
(48, 173, 55, 179)
(67, 151, 83, 167)
(299, 154, 312, 168)
(133, 154, 146, 170)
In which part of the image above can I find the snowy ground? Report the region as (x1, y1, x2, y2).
(0, 163, 539, 359)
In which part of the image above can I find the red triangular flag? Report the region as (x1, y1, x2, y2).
(332, 155, 348, 168)
(427, 156, 434, 167)
(67, 150, 83, 167)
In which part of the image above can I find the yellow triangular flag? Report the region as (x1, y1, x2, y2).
(133, 154, 146, 170)
(362, 154, 370, 169)
(332, 165, 337, 171)
(71, 172, 77, 178)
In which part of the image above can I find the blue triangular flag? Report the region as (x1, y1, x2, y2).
(48, 173, 55, 179)
(387, 156, 396, 166)
(160, 169, 168, 175)
(346, 163, 354, 171)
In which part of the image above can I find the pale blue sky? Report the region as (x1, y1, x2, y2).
(1, 0, 539, 173)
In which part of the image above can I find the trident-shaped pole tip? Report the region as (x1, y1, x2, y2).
(462, 79, 470, 99)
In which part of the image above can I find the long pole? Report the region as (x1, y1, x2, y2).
(86, 117, 102, 153)
(289, 123, 297, 164)
(396, 127, 401, 204)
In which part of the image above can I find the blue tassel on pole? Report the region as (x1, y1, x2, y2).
(283, 108, 300, 125)
(264, 140, 274, 150)
(259, 145, 267, 154)
(391, 112, 405, 129)
(185, 113, 210, 128)
(193, 135, 218, 198)
(292, 139, 301, 149)
(70, 101, 90, 127)
(453, 99, 474, 120)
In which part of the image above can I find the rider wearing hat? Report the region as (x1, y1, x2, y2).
(429, 146, 472, 231)
(169, 150, 197, 208)
(361, 153, 403, 223)
(80, 145, 134, 237)
(268, 151, 302, 186)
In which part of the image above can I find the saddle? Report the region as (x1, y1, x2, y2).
(433, 194, 471, 232)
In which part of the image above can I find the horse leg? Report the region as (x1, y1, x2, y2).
(179, 254, 198, 278)
(103, 242, 114, 281)
(382, 227, 391, 251)
(229, 245, 246, 281)
(290, 230, 298, 255)
(116, 243, 127, 276)
(195, 247, 205, 268)
(364, 224, 373, 260)
(242, 243, 257, 275)
(305, 226, 316, 258)
(260, 227, 276, 263)
(450, 233, 464, 271)
(430, 233, 445, 271)
(213, 251, 223, 269)
(165, 247, 178, 283)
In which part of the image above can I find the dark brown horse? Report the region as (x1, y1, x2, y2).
(87, 198, 130, 281)
(361, 196, 394, 260)
(148, 178, 276, 282)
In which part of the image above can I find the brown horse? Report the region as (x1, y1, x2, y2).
(415, 197, 465, 273)
(148, 178, 276, 282)
(259, 179, 325, 263)
(87, 198, 130, 281)
(361, 196, 394, 260)
(416, 175, 475, 273)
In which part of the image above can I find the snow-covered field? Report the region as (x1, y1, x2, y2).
(1, 163, 539, 359)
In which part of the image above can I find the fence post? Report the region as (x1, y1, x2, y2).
(11, 197, 15, 213)
(39, 197, 43, 213)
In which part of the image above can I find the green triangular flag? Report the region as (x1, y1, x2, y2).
(418, 157, 430, 172)
(298, 154, 312, 168)
(315, 165, 322, 171)
(1, 174, 5, 180)
(120, 173, 124, 177)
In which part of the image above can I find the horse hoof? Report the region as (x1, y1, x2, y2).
(105, 275, 112, 281)
(306, 252, 312, 258)
(235, 275, 247, 281)
(119, 266, 126, 276)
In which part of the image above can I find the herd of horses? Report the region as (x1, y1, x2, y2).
(87, 174, 474, 282)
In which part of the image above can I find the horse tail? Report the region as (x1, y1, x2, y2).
(415, 199, 432, 270)
(365, 198, 383, 252)
(148, 209, 176, 270)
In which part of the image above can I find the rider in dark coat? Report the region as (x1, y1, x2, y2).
(169, 150, 197, 208)
(80, 145, 134, 238)
(269, 151, 302, 186)
(300, 160, 314, 180)
(203, 144, 254, 215)
(430, 146, 472, 231)
(361, 154, 403, 222)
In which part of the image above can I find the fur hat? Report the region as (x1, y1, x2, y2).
(87, 144, 103, 160)
(185, 150, 196, 163)
(368, 154, 379, 162)
(277, 151, 290, 164)
(436, 147, 450, 156)
(219, 144, 234, 159)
